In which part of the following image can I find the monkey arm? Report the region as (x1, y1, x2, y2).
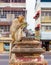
(17, 22, 27, 29)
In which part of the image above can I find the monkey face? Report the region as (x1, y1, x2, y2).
(17, 15, 24, 23)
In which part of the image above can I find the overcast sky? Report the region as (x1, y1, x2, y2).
(26, 0, 36, 32)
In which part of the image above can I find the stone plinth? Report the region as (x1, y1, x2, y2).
(10, 60, 48, 65)
(10, 38, 47, 65)
(11, 48, 44, 54)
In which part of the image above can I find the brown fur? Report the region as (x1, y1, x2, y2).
(10, 15, 25, 43)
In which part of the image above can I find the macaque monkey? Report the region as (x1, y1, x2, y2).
(10, 15, 27, 43)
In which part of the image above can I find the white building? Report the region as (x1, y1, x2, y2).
(0, 0, 26, 35)
(34, 0, 51, 51)
(26, 0, 35, 32)
(0, 0, 26, 52)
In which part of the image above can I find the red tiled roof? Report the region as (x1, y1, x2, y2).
(0, 22, 11, 25)
(33, 11, 40, 20)
(37, 24, 40, 28)
(35, 24, 40, 31)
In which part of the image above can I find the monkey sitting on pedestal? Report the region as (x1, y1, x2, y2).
(10, 15, 27, 43)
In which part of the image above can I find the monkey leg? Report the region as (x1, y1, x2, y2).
(11, 32, 15, 43)
(15, 29, 22, 42)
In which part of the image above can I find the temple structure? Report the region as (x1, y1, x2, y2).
(10, 37, 48, 65)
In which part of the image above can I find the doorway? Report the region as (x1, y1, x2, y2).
(45, 41, 49, 51)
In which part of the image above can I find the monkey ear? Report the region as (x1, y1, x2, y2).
(17, 16, 19, 18)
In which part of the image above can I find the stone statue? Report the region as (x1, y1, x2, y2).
(10, 15, 27, 43)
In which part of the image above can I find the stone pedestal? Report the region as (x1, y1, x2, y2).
(10, 37, 48, 65)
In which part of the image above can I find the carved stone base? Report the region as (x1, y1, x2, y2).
(10, 60, 48, 65)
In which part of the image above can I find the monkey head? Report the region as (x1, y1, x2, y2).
(17, 15, 24, 23)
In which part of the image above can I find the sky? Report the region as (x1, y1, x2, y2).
(26, 0, 36, 32)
